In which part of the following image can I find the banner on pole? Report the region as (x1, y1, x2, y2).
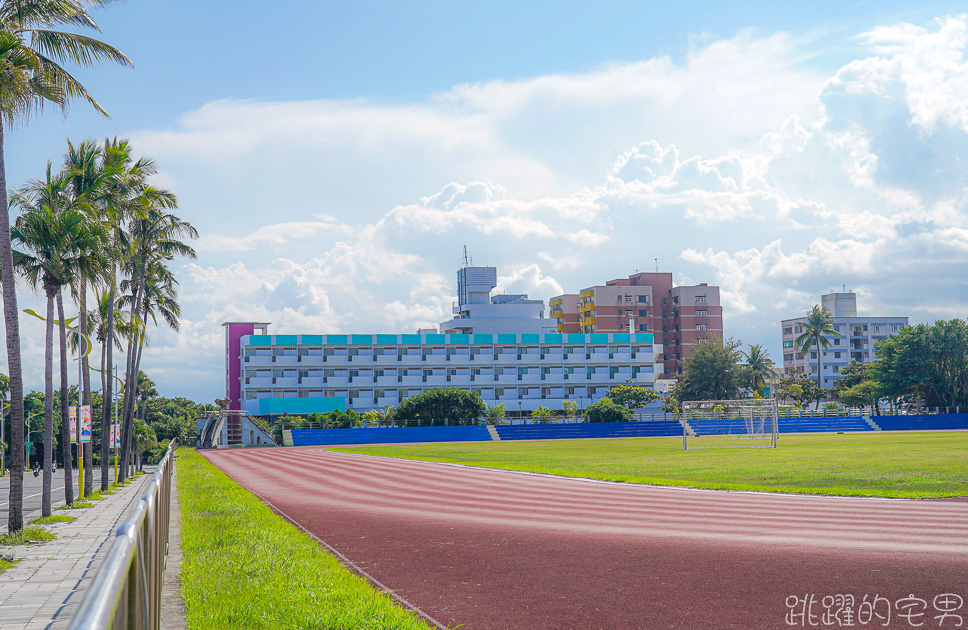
(69, 407, 78, 443)
(110, 423, 121, 448)
(79, 405, 92, 443)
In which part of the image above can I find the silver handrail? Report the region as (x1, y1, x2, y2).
(68, 439, 176, 630)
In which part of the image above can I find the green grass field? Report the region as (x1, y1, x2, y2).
(333, 431, 968, 498)
(179, 449, 431, 629)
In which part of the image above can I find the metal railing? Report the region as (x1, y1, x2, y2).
(68, 439, 176, 630)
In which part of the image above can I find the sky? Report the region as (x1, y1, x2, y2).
(5, 1, 968, 404)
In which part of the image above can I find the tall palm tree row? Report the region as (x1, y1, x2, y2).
(795, 305, 841, 408)
(741, 343, 777, 395)
(117, 203, 196, 479)
(0, 0, 131, 532)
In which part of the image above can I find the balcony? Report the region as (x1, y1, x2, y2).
(581, 316, 595, 327)
(423, 375, 448, 386)
(272, 355, 298, 366)
(398, 354, 422, 365)
(375, 354, 398, 365)
(423, 354, 447, 364)
(448, 374, 472, 386)
(376, 396, 399, 407)
(245, 376, 272, 387)
(298, 376, 325, 387)
(496, 373, 518, 384)
(399, 374, 423, 385)
(272, 376, 298, 387)
(325, 376, 349, 387)
(244, 355, 272, 366)
(518, 373, 542, 384)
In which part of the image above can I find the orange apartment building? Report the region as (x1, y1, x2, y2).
(550, 272, 723, 377)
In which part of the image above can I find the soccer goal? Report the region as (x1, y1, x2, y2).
(680, 398, 778, 450)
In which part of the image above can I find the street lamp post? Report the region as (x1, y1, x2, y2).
(579, 395, 584, 423)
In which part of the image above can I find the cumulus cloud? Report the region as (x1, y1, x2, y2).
(19, 14, 966, 403)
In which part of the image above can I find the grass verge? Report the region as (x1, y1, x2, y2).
(334, 431, 968, 498)
(179, 448, 431, 629)
(29, 514, 76, 525)
(0, 557, 18, 574)
(56, 501, 95, 510)
(0, 525, 55, 546)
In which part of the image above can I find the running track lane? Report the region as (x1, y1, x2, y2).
(203, 448, 968, 630)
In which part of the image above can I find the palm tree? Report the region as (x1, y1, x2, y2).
(12, 204, 105, 515)
(0, 0, 131, 532)
(795, 305, 840, 409)
(741, 344, 777, 395)
(131, 418, 155, 472)
(62, 138, 107, 494)
(117, 203, 195, 479)
(135, 371, 156, 425)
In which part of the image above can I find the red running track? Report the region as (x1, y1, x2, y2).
(204, 447, 968, 630)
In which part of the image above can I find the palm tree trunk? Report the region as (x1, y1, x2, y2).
(814, 333, 823, 410)
(78, 278, 93, 494)
(57, 290, 73, 506)
(42, 293, 55, 517)
(118, 278, 144, 480)
(100, 281, 115, 490)
(0, 123, 27, 533)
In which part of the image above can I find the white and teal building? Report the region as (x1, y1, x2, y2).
(223, 262, 662, 417)
(227, 328, 661, 416)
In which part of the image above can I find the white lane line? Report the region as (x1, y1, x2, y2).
(0, 484, 67, 509)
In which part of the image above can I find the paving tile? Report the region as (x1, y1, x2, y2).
(0, 470, 165, 628)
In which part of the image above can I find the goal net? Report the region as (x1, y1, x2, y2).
(680, 398, 778, 450)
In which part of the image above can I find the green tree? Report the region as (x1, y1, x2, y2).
(394, 388, 487, 426)
(585, 398, 631, 423)
(795, 305, 840, 408)
(485, 404, 506, 425)
(531, 405, 553, 423)
(561, 400, 577, 421)
(678, 335, 745, 402)
(362, 411, 379, 427)
(837, 380, 881, 414)
(12, 201, 105, 516)
(873, 320, 968, 410)
(605, 382, 660, 411)
(776, 370, 820, 409)
(0, 0, 132, 533)
(740, 343, 777, 394)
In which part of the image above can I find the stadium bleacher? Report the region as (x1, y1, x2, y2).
(873, 414, 968, 431)
(494, 421, 683, 441)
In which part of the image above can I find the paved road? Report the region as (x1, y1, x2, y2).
(0, 467, 101, 529)
(205, 448, 968, 630)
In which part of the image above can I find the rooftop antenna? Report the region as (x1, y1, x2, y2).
(655, 258, 659, 273)
(462, 245, 470, 269)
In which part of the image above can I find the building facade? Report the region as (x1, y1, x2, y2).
(551, 272, 723, 377)
(780, 292, 908, 387)
(439, 265, 554, 335)
(226, 328, 661, 416)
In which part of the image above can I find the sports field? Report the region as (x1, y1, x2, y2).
(333, 430, 968, 498)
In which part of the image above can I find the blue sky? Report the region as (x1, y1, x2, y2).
(5, 1, 968, 403)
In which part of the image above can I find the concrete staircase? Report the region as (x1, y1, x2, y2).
(486, 425, 501, 441)
(863, 415, 882, 431)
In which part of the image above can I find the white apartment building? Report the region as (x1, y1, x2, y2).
(234, 329, 661, 416)
(780, 291, 908, 387)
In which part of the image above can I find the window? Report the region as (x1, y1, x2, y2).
(833, 339, 841, 346)
(696, 296, 707, 303)
(662, 326, 669, 333)
(834, 352, 841, 359)
(625, 310, 632, 316)
(638, 324, 648, 331)
(696, 338, 707, 345)
(783, 353, 793, 361)
(782, 327, 792, 335)
(673, 325, 680, 332)
(697, 324, 707, 331)
(638, 309, 647, 316)
(637, 295, 647, 303)
(673, 296, 679, 305)
(810, 352, 817, 359)
(696, 310, 707, 317)
(662, 298, 668, 305)
(624, 296, 632, 303)
(783, 340, 793, 348)
(662, 312, 668, 319)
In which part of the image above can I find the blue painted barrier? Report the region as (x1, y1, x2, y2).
(873, 414, 968, 431)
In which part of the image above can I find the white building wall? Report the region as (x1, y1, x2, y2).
(238, 332, 661, 414)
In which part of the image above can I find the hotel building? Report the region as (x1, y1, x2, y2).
(780, 291, 908, 387)
(223, 265, 662, 416)
(551, 272, 723, 377)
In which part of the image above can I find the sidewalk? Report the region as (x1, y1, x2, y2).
(0, 472, 153, 629)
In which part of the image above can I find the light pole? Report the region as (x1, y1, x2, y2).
(579, 395, 584, 423)
(517, 400, 522, 424)
(24, 411, 44, 468)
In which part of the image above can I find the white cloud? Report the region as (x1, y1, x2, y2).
(10, 16, 968, 403)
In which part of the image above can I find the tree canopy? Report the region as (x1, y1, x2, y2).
(873, 320, 968, 409)
(393, 387, 487, 426)
(585, 397, 631, 422)
(605, 383, 660, 409)
(677, 336, 745, 402)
